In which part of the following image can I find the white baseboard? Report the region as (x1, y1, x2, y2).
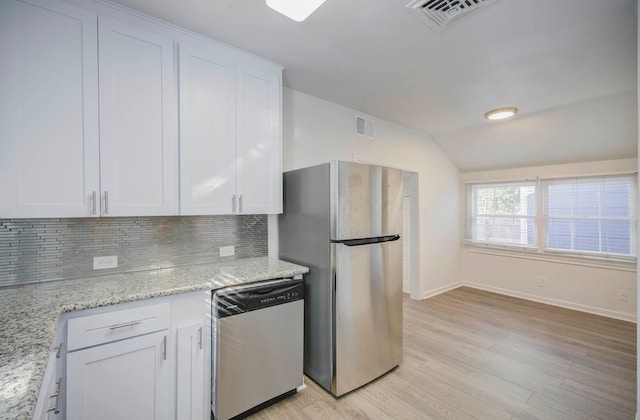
(415, 281, 636, 323)
(464, 282, 637, 323)
(420, 282, 463, 300)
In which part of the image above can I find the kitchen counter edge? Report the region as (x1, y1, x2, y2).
(0, 257, 309, 420)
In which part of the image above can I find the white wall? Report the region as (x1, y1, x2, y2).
(279, 88, 462, 298)
(636, 0, 639, 406)
(462, 158, 638, 322)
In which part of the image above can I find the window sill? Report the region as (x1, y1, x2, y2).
(463, 243, 637, 272)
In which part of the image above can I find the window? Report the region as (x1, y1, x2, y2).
(542, 175, 636, 258)
(465, 181, 537, 248)
(465, 174, 637, 263)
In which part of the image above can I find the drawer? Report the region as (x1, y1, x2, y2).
(67, 302, 170, 351)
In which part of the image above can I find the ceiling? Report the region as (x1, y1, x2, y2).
(112, 0, 638, 172)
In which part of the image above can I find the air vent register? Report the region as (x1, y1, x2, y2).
(406, 0, 502, 33)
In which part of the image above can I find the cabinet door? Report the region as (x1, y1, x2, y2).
(235, 57, 283, 214)
(67, 330, 170, 420)
(33, 351, 60, 420)
(176, 322, 206, 420)
(98, 17, 178, 216)
(179, 44, 236, 215)
(0, 0, 100, 218)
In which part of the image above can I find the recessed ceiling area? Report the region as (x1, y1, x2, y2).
(111, 0, 638, 172)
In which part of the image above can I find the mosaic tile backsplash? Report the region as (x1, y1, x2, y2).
(0, 215, 268, 286)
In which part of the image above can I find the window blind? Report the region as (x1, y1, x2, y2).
(541, 175, 637, 259)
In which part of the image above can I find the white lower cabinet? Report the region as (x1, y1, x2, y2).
(66, 331, 170, 420)
(33, 322, 66, 420)
(175, 322, 206, 420)
(170, 291, 210, 420)
(33, 351, 58, 420)
(60, 291, 209, 420)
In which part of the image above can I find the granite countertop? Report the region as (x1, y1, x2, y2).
(0, 257, 308, 420)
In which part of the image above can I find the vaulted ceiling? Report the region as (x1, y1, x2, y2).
(113, 0, 638, 171)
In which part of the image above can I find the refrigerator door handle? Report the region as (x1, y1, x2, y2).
(331, 235, 400, 247)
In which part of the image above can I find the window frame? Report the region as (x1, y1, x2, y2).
(464, 173, 637, 265)
(465, 180, 538, 251)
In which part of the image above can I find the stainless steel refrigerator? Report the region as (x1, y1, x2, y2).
(279, 161, 403, 396)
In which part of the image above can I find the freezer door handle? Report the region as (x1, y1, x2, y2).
(331, 235, 400, 247)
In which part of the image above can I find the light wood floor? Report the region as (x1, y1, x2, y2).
(248, 287, 637, 420)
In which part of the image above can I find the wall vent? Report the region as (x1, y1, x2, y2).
(406, 0, 502, 33)
(356, 116, 374, 138)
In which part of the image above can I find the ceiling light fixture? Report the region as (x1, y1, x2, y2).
(265, 0, 327, 22)
(484, 107, 518, 121)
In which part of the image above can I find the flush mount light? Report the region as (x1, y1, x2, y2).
(266, 0, 327, 21)
(484, 107, 518, 121)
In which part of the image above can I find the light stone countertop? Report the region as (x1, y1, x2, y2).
(0, 257, 308, 420)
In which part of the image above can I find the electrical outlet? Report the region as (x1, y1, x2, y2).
(618, 289, 629, 302)
(93, 255, 118, 270)
(219, 246, 235, 257)
(537, 275, 546, 288)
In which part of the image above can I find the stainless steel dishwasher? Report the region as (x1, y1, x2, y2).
(212, 276, 304, 420)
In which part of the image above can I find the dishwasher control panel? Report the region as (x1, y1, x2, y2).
(213, 278, 304, 318)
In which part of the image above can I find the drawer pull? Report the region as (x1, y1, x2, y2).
(47, 377, 62, 414)
(198, 327, 202, 350)
(162, 335, 167, 360)
(108, 320, 142, 331)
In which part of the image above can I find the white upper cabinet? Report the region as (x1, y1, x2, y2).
(0, 0, 280, 218)
(235, 57, 283, 215)
(0, 0, 100, 218)
(98, 17, 179, 216)
(179, 44, 283, 215)
(179, 43, 236, 215)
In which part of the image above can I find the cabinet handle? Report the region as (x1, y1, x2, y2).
(104, 191, 109, 215)
(239, 195, 243, 213)
(232, 195, 237, 213)
(197, 327, 202, 350)
(54, 343, 63, 359)
(47, 377, 62, 414)
(162, 335, 167, 360)
(92, 191, 97, 215)
(108, 320, 141, 330)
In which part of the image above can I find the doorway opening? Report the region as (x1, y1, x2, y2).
(402, 171, 419, 299)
